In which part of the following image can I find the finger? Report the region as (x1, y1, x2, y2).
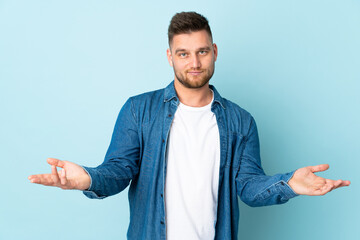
(51, 165, 60, 185)
(308, 164, 329, 173)
(59, 169, 67, 186)
(319, 182, 334, 195)
(321, 179, 348, 194)
(333, 180, 351, 189)
(28, 174, 55, 186)
(343, 180, 351, 186)
(28, 175, 39, 183)
(47, 158, 65, 168)
(332, 180, 343, 189)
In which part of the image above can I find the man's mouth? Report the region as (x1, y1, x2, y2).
(187, 71, 203, 76)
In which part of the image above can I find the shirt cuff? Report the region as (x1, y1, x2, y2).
(81, 166, 106, 199)
(281, 170, 299, 200)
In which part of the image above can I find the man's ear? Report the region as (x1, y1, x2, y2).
(166, 48, 173, 67)
(213, 43, 218, 62)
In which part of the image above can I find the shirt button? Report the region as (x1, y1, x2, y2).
(161, 194, 163, 197)
(281, 182, 285, 186)
(267, 189, 270, 193)
(168, 114, 172, 117)
(162, 139, 165, 143)
(161, 221, 164, 225)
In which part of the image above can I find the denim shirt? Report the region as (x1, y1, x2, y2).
(83, 81, 298, 240)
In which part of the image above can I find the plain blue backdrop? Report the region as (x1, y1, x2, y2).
(0, 0, 359, 239)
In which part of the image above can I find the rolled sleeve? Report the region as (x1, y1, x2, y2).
(254, 171, 299, 205)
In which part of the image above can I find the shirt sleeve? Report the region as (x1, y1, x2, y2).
(82, 97, 140, 199)
(235, 117, 298, 207)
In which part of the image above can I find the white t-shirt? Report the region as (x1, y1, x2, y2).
(165, 93, 221, 240)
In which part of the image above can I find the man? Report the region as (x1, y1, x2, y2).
(28, 12, 350, 240)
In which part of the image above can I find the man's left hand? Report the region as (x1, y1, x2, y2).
(288, 164, 350, 196)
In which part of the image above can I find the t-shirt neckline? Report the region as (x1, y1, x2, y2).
(178, 90, 214, 112)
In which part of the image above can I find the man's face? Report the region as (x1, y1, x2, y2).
(167, 30, 218, 89)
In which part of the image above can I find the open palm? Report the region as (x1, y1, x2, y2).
(28, 158, 91, 190)
(288, 164, 350, 196)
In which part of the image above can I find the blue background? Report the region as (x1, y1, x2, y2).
(1, 0, 359, 239)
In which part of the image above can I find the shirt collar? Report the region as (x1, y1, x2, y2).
(164, 80, 226, 109)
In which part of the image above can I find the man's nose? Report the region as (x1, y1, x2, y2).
(190, 55, 201, 68)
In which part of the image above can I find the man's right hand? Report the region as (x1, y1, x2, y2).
(28, 158, 91, 190)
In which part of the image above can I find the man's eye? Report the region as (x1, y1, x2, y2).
(179, 53, 187, 57)
(199, 51, 208, 55)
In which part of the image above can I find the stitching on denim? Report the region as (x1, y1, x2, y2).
(278, 182, 290, 200)
(254, 181, 278, 199)
(245, 116, 255, 138)
(227, 132, 245, 168)
(129, 97, 138, 125)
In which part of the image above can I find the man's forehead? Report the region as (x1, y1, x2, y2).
(170, 30, 213, 51)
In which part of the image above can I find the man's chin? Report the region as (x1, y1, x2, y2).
(181, 80, 209, 89)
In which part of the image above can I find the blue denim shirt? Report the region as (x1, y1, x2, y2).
(83, 81, 298, 240)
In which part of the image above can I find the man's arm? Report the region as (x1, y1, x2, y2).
(235, 117, 350, 207)
(28, 98, 141, 198)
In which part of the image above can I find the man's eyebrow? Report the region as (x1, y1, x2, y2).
(175, 49, 187, 54)
(174, 46, 212, 54)
(198, 47, 211, 51)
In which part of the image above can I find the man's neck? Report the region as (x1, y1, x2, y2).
(174, 79, 213, 107)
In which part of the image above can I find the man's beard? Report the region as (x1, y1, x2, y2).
(174, 65, 215, 89)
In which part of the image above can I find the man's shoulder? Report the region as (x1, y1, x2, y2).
(222, 97, 252, 119)
(210, 84, 253, 121)
(219, 97, 255, 134)
(129, 87, 165, 103)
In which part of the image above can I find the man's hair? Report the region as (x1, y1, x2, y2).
(168, 11, 212, 46)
